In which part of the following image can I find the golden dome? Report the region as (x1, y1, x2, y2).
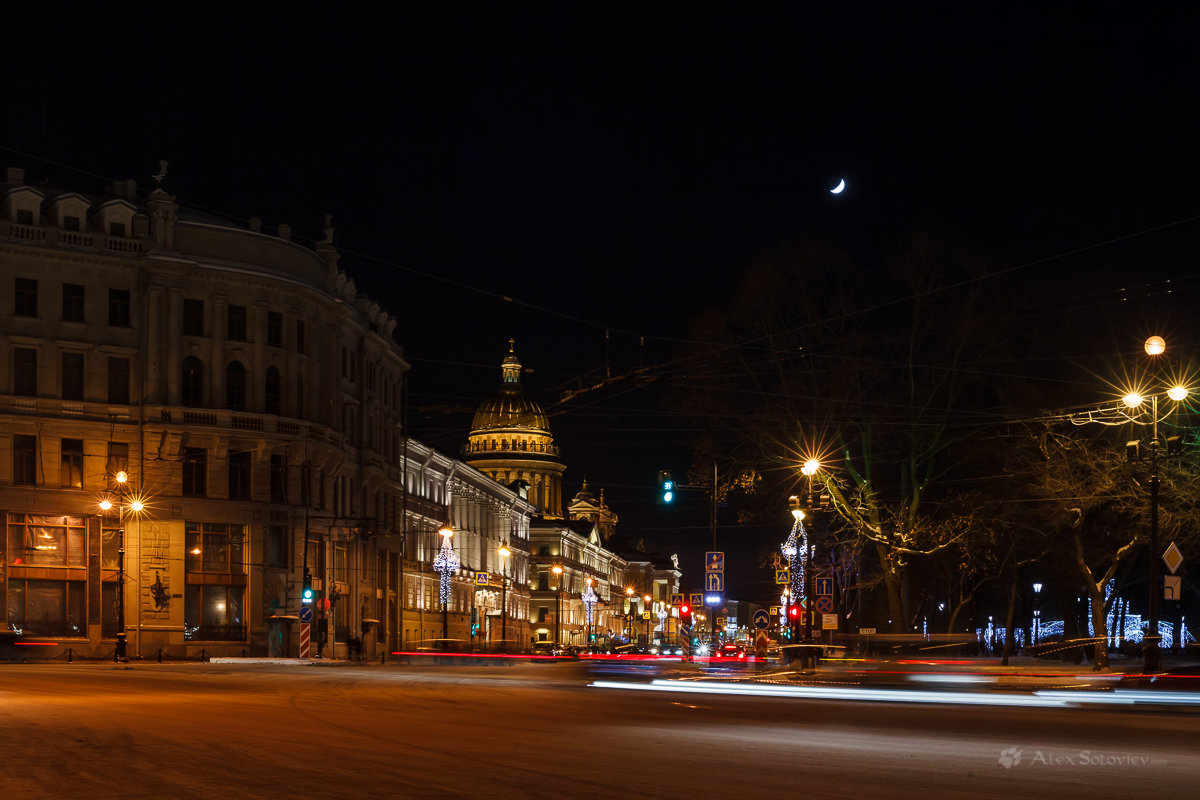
(470, 340, 551, 434)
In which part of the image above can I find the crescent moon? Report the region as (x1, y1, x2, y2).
(830, 179, 846, 194)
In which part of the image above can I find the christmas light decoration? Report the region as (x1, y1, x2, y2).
(433, 526, 460, 605)
(582, 579, 597, 628)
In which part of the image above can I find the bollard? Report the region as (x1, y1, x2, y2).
(67, 648, 73, 663)
(158, 648, 163, 663)
(200, 648, 206, 662)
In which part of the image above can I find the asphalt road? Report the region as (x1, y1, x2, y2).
(1, 661, 1196, 799)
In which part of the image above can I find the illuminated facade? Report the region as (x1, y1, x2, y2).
(465, 342, 566, 517)
(0, 166, 532, 660)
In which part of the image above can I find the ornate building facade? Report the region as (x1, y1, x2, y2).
(464, 343, 682, 648)
(0, 166, 532, 660)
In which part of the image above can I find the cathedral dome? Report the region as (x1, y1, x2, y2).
(470, 340, 551, 434)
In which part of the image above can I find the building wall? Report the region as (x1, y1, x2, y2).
(0, 168, 532, 660)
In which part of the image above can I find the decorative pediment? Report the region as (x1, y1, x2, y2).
(45, 192, 91, 229)
(90, 198, 137, 236)
(3, 185, 45, 225)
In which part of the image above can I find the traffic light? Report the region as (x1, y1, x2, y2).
(302, 571, 314, 604)
(678, 604, 691, 625)
(788, 605, 800, 620)
(657, 470, 675, 504)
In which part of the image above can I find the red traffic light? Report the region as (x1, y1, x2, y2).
(788, 606, 800, 618)
(679, 604, 690, 616)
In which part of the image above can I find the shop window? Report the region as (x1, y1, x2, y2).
(6, 513, 86, 567)
(7, 579, 85, 637)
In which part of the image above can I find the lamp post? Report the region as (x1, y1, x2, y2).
(1120, 335, 1189, 673)
(801, 459, 821, 641)
(783, 495, 807, 641)
(625, 586, 634, 643)
(582, 578, 597, 647)
(433, 520, 459, 640)
(644, 593, 652, 644)
(497, 543, 511, 651)
(552, 565, 563, 647)
(99, 471, 143, 663)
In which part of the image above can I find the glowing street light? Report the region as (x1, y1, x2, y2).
(98, 472, 146, 663)
(497, 543, 511, 650)
(433, 520, 459, 639)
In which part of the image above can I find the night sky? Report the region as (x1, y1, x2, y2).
(6, 5, 1200, 588)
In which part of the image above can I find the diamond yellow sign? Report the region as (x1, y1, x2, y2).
(1163, 542, 1184, 575)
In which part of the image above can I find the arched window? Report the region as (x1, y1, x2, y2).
(182, 356, 204, 406)
(264, 366, 281, 415)
(226, 361, 246, 410)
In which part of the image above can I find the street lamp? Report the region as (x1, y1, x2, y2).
(433, 520, 459, 640)
(800, 459, 822, 642)
(497, 543, 511, 652)
(644, 593, 652, 643)
(99, 470, 143, 663)
(625, 586, 634, 642)
(1120, 335, 1190, 673)
(552, 565, 563, 647)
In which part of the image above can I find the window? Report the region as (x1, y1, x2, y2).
(7, 578, 86, 637)
(296, 320, 306, 354)
(227, 305, 247, 341)
(14, 347, 37, 396)
(61, 438, 83, 489)
(182, 356, 203, 406)
(16, 208, 33, 225)
(225, 361, 247, 410)
(183, 299, 204, 336)
(7, 514, 86, 568)
(62, 352, 84, 401)
(182, 447, 207, 497)
(108, 288, 130, 326)
(107, 442, 129, 484)
(228, 450, 251, 499)
(107, 357, 130, 404)
(264, 367, 281, 415)
(109, 221, 126, 237)
(296, 377, 305, 418)
(185, 522, 245, 573)
(63, 215, 80, 232)
(184, 521, 246, 642)
(13, 434, 37, 485)
(267, 311, 283, 347)
(270, 453, 286, 503)
(265, 525, 288, 569)
(15, 277, 38, 317)
(62, 283, 85, 322)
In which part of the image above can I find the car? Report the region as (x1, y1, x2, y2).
(716, 643, 746, 660)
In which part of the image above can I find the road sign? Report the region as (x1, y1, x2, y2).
(770, 606, 781, 616)
(859, 627, 877, 635)
(689, 593, 703, 608)
(299, 622, 311, 659)
(822, 613, 838, 630)
(814, 596, 834, 614)
(1165, 575, 1182, 600)
(705, 572, 725, 592)
(671, 593, 684, 606)
(298, 606, 313, 623)
(1163, 542, 1184, 575)
(705, 552, 725, 572)
(815, 577, 833, 596)
(775, 570, 789, 584)
(642, 611, 652, 620)
(475, 572, 490, 586)
(753, 609, 771, 630)
(717, 618, 726, 629)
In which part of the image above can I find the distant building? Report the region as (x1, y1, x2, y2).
(0, 166, 532, 660)
(464, 343, 682, 647)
